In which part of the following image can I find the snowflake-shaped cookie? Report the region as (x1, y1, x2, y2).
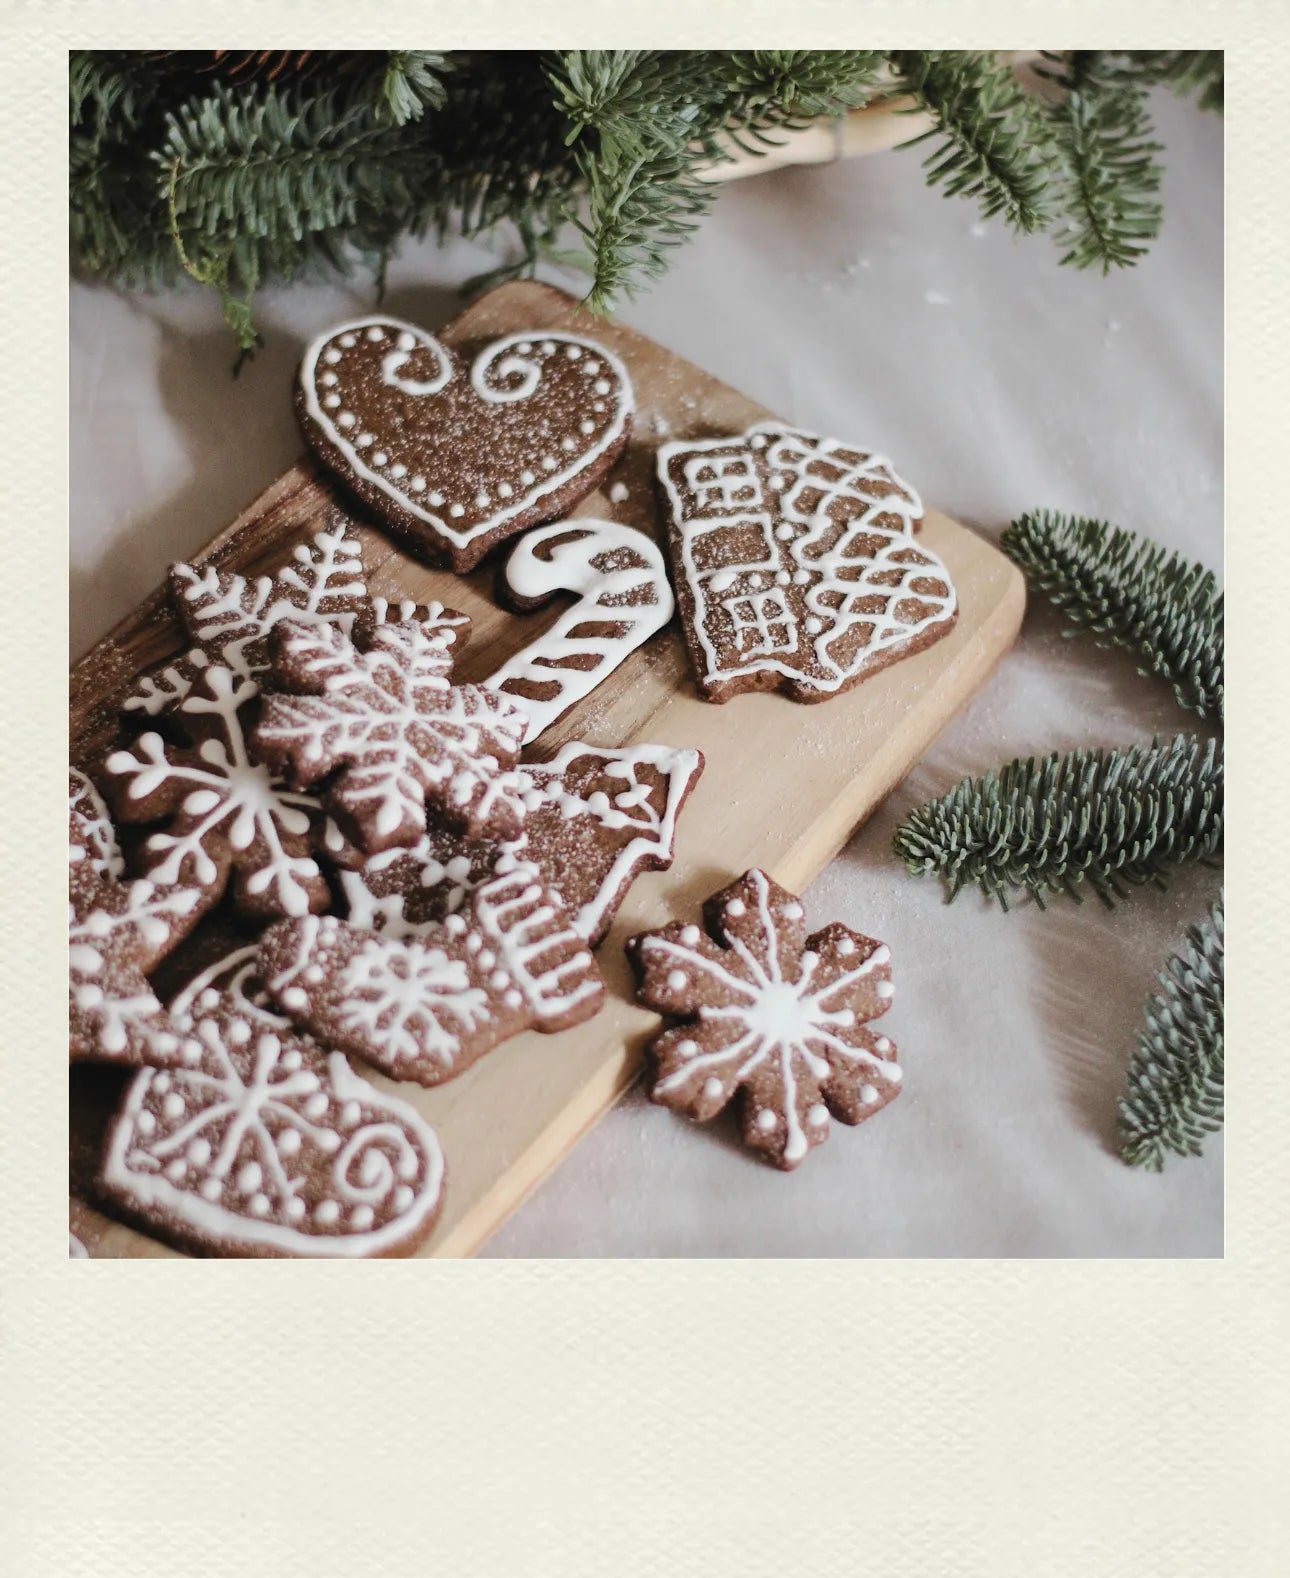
(69, 768, 206, 1066)
(98, 948, 447, 1258)
(258, 866, 604, 1086)
(105, 666, 330, 921)
(69, 766, 124, 886)
(124, 518, 469, 716)
(252, 618, 527, 851)
(627, 868, 902, 1169)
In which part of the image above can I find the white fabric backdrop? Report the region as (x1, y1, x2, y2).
(70, 90, 1222, 1256)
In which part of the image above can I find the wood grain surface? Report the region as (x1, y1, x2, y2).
(69, 281, 1025, 1258)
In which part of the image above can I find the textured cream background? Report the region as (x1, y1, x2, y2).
(2, 7, 1282, 1578)
(70, 90, 1220, 1257)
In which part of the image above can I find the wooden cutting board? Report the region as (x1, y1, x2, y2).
(69, 280, 1025, 1257)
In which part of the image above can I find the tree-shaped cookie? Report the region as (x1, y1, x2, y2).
(124, 517, 469, 716)
(98, 948, 447, 1258)
(69, 768, 206, 1066)
(252, 618, 527, 851)
(258, 866, 605, 1086)
(105, 667, 331, 921)
(627, 868, 902, 1169)
(329, 741, 703, 948)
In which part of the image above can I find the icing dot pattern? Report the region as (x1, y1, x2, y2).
(628, 868, 902, 1170)
(257, 868, 606, 1088)
(98, 949, 446, 1258)
(297, 318, 635, 572)
(656, 421, 957, 702)
(68, 770, 206, 1068)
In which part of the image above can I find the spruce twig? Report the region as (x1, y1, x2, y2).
(893, 735, 1223, 910)
(1001, 510, 1223, 720)
(891, 50, 1056, 231)
(69, 49, 1221, 339)
(1049, 86, 1162, 270)
(1118, 898, 1224, 1169)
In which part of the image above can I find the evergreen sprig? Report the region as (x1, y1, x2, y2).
(549, 50, 886, 309)
(69, 49, 1222, 345)
(1118, 898, 1224, 1170)
(893, 735, 1223, 910)
(1001, 510, 1223, 719)
(891, 51, 1056, 231)
(1049, 84, 1163, 270)
(1092, 51, 1224, 114)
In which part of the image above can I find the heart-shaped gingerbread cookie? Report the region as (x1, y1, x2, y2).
(297, 317, 635, 571)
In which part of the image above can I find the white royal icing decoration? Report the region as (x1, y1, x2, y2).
(100, 949, 446, 1257)
(639, 870, 901, 1166)
(656, 422, 955, 696)
(107, 667, 325, 917)
(69, 768, 124, 878)
(338, 936, 492, 1072)
(299, 319, 634, 554)
(483, 520, 674, 742)
(253, 619, 526, 846)
(514, 742, 702, 942)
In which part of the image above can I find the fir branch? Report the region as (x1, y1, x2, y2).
(715, 50, 886, 141)
(1118, 898, 1224, 1170)
(69, 49, 1218, 336)
(159, 82, 414, 253)
(1048, 83, 1162, 271)
(893, 735, 1223, 910)
(1096, 51, 1224, 114)
(373, 51, 454, 126)
(550, 50, 888, 309)
(891, 50, 1056, 232)
(1002, 510, 1223, 719)
(70, 50, 165, 141)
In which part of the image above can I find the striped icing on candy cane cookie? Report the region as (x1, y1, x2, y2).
(483, 519, 675, 743)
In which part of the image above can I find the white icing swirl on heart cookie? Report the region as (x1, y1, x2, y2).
(298, 318, 634, 568)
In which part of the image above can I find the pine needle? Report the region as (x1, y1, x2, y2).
(893, 735, 1223, 910)
(1118, 898, 1224, 1169)
(1002, 510, 1223, 720)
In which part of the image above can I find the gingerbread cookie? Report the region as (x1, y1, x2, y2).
(69, 766, 123, 886)
(483, 520, 675, 743)
(105, 666, 330, 921)
(252, 618, 527, 850)
(656, 423, 957, 703)
(297, 318, 634, 572)
(331, 742, 702, 948)
(627, 869, 902, 1169)
(259, 867, 605, 1086)
(99, 948, 446, 1257)
(123, 517, 461, 716)
(69, 769, 206, 1067)
(124, 520, 469, 717)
